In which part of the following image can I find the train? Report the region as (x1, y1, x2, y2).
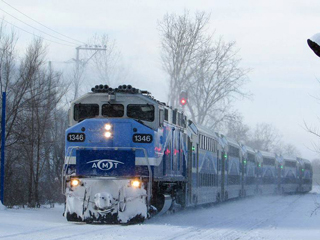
(63, 84, 313, 224)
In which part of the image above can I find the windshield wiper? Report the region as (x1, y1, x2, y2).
(133, 118, 144, 124)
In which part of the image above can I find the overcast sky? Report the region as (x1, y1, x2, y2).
(3, 0, 320, 160)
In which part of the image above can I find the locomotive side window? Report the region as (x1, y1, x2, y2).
(102, 104, 124, 117)
(74, 104, 99, 121)
(127, 104, 154, 122)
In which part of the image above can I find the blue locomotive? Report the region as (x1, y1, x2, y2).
(63, 85, 312, 223)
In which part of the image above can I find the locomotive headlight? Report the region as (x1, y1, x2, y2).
(104, 131, 112, 138)
(104, 123, 112, 131)
(70, 179, 80, 187)
(131, 179, 141, 188)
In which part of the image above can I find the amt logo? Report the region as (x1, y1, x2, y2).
(87, 159, 124, 171)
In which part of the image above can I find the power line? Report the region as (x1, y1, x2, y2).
(1, 18, 75, 47)
(1, 0, 86, 45)
(0, 7, 78, 46)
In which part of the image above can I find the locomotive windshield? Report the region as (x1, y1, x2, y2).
(127, 104, 154, 122)
(102, 104, 124, 117)
(74, 104, 99, 121)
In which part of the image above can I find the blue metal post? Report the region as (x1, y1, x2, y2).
(1, 92, 6, 204)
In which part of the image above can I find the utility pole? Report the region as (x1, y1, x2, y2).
(73, 45, 107, 99)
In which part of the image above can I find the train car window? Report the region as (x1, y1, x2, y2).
(102, 104, 124, 117)
(202, 135, 205, 149)
(263, 157, 275, 166)
(205, 136, 207, 149)
(183, 115, 187, 128)
(164, 109, 168, 121)
(305, 164, 311, 170)
(201, 135, 203, 149)
(179, 113, 183, 126)
(172, 109, 177, 124)
(247, 153, 255, 162)
(74, 104, 99, 121)
(159, 109, 164, 127)
(127, 104, 154, 122)
(192, 152, 196, 168)
(229, 145, 240, 158)
(206, 137, 208, 150)
(211, 139, 214, 152)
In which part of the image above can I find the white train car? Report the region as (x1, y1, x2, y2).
(194, 126, 220, 205)
(281, 156, 299, 194)
(240, 144, 257, 197)
(256, 150, 277, 195)
(297, 158, 313, 193)
(219, 135, 242, 200)
(275, 154, 284, 194)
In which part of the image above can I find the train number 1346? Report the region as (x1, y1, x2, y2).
(132, 134, 152, 143)
(67, 133, 85, 142)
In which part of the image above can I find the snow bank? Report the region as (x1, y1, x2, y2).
(0, 201, 6, 211)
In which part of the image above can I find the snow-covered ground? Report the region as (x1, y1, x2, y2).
(1, 187, 320, 240)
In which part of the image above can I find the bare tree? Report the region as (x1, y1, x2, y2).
(302, 79, 320, 156)
(69, 34, 126, 100)
(88, 34, 127, 86)
(224, 115, 250, 143)
(278, 143, 301, 157)
(0, 20, 69, 207)
(159, 11, 211, 108)
(187, 38, 248, 129)
(0, 32, 67, 206)
(304, 120, 320, 155)
(246, 123, 282, 152)
(159, 11, 248, 129)
(71, 60, 86, 100)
